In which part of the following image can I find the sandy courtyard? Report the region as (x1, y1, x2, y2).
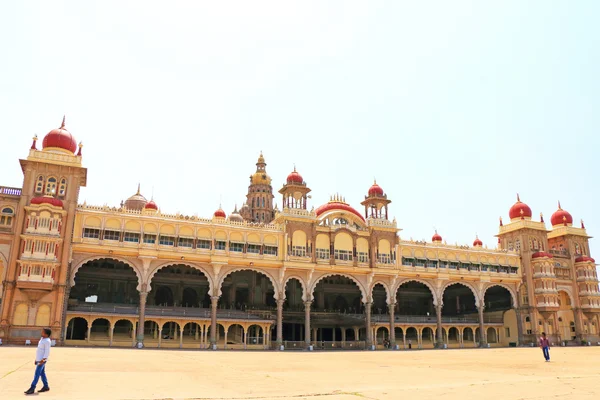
(0, 346, 599, 400)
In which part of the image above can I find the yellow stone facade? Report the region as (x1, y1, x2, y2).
(0, 120, 598, 350)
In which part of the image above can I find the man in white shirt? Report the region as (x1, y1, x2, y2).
(25, 328, 52, 395)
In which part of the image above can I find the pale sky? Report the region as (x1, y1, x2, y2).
(1, 1, 598, 269)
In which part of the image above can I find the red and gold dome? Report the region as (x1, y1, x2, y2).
(508, 194, 532, 221)
(144, 200, 158, 210)
(432, 231, 442, 243)
(575, 256, 595, 263)
(42, 116, 78, 154)
(214, 207, 226, 218)
(31, 196, 64, 208)
(550, 201, 573, 227)
(286, 167, 304, 184)
(316, 195, 365, 222)
(368, 180, 384, 197)
(473, 236, 483, 247)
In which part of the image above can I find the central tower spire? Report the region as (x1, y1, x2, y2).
(241, 152, 275, 223)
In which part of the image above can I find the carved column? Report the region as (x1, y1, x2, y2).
(276, 298, 284, 347)
(478, 305, 487, 347)
(389, 302, 396, 347)
(210, 296, 219, 349)
(436, 304, 443, 348)
(136, 291, 148, 346)
(304, 301, 311, 348)
(515, 308, 524, 345)
(365, 301, 373, 348)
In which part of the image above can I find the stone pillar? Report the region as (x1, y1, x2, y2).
(109, 325, 114, 347)
(224, 329, 228, 349)
(574, 308, 585, 340)
(87, 323, 92, 343)
(389, 302, 396, 347)
(304, 301, 311, 348)
(365, 302, 373, 349)
(341, 328, 346, 343)
(276, 298, 284, 347)
(136, 291, 148, 346)
(436, 304, 443, 348)
(211, 296, 219, 349)
(158, 329, 162, 347)
(515, 308, 524, 345)
(478, 305, 487, 347)
(179, 325, 184, 348)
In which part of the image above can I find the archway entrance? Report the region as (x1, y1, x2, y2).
(396, 281, 435, 318)
(219, 270, 276, 311)
(149, 264, 210, 308)
(557, 291, 576, 341)
(70, 258, 140, 306)
(282, 278, 305, 343)
(484, 286, 516, 345)
(66, 317, 88, 340)
(442, 283, 477, 318)
(312, 275, 364, 348)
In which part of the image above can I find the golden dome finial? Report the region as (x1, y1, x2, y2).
(60, 115, 66, 129)
(558, 200, 562, 210)
(516, 193, 521, 202)
(136, 183, 141, 195)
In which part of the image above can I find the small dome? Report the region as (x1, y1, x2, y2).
(214, 207, 226, 218)
(575, 256, 595, 263)
(532, 251, 553, 259)
(42, 116, 77, 154)
(473, 236, 483, 247)
(368, 180, 384, 197)
(31, 196, 63, 208)
(509, 194, 532, 221)
(228, 205, 244, 222)
(124, 184, 147, 211)
(144, 200, 158, 210)
(432, 231, 442, 243)
(286, 167, 304, 184)
(550, 201, 573, 227)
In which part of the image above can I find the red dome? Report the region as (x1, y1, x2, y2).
(144, 200, 158, 210)
(286, 167, 304, 184)
(368, 181, 384, 197)
(432, 231, 442, 242)
(509, 194, 532, 220)
(214, 208, 226, 218)
(315, 200, 365, 222)
(531, 251, 553, 259)
(31, 196, 64, 208)
(42, 117, 77, 153)
(473, 236, 483, 247)
(550, 202, 573, 227)
(575, 256, 595, 263)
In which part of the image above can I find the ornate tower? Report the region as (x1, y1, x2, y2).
(360, 180, 391, 220)
(0, 117, 87, 344)
(278, 166, 311, 210)
(241, 152, 274, 223)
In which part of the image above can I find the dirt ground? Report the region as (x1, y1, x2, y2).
(0, 346, 599, 400)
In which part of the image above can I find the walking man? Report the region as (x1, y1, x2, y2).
(25, 328, 52, 394)
(539, 331, 550, 362)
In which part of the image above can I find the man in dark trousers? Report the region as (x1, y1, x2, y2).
(25, 328, 52, 394)
(539, 332, 550, 362)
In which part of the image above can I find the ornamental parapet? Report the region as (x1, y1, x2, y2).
(547, 225, 591, 239)
(367, 218, 397, 229)
(277, 208, 316, 219)
(498, 219, 547, 235)
(399, 239, 519, 254)
(0, 186, 22, 197)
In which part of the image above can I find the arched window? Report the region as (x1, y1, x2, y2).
(0, 207, 14, 226)
(35, 175, 44, 194)
(58, 178, 67, 197)
(45, 177, 57, 195)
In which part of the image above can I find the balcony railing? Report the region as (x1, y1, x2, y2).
(0, 186, 22, 196)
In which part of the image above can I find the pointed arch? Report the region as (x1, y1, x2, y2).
(71, 255, 143, 291)
(309, 273, 367, 303)
(484, 283, 517, 308)
(148, 261, 214, 295)
(394, 278, 439, 306)
(282, 275, 307, 302)
(370, 280, 391, 305)
(441, 281, 480, 307)
(216, 267, 279, 298)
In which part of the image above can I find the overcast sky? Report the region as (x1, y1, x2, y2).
(1, 1, 598, 269)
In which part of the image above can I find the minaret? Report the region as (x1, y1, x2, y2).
(279, 166, 311, 210)
(243, 152, 275, 223)
(360, 180, 391, 219)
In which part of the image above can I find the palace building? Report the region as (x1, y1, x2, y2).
(0, 119, 599, 350)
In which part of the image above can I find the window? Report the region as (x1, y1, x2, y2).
(334, 249, 352, 261)
(316, 248, 329, 260)
(0, 207, 14, 226)
(291, 246, 306, 257)
(264, 245, 277, 256)
(58, 178, 67, 197)
(45, 177, 57, 195)
(248, 244, 261, 254)
(159, 235, 175, 246)
(196, 239, 211, 249)
(104, 230, 120, 241)
(35, 176, 44, 194)
(143, 234, 156, 245)
(83, 228, 100, 239)
(123, 232, 140, 243)
(178, 237, 193, 248)
(230, 242, 244, 253)
(505, 328, 510, 337)
(215, 240, 226, 250)
(402, 257, 414, 266)
(357, 252, 369, 263)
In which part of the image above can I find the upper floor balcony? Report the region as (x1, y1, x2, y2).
(0, 186, 22, 197)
